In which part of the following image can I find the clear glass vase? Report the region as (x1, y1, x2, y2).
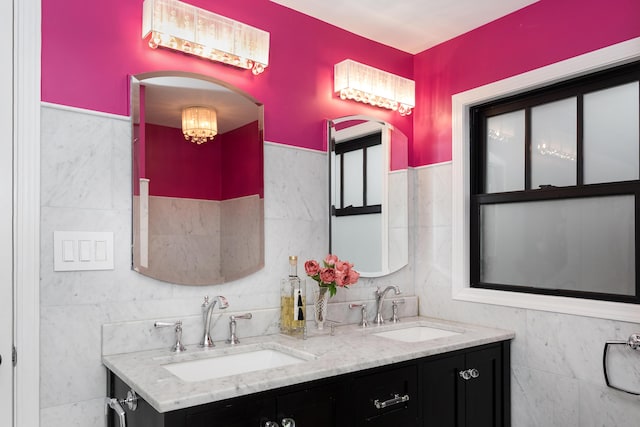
(314, 286, 330, 330)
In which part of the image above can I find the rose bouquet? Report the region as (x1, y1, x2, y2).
(304, 254, 360, 297)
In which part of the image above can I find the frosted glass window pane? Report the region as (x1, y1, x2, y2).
(531, 98, 577, 188)
(486, 110, 525, 193)
(480, 195, 635, 296)
(332, 214, 382, 273)
(367, 145, 382, 205)
(584, 82, 639, 184)
(343, 150, 363, 207)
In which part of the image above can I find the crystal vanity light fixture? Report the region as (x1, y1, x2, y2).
(142, 0, 270, 75)
(334, 59, 415, 116)
(182, 106, 217, 144)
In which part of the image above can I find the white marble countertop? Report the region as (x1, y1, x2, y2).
(102, 316, 514, 413)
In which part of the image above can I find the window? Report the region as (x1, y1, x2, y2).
(331, 131, 383, 217)
(469, 61, 640, 304)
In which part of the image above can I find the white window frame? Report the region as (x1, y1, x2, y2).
(452, 37, 640, 323)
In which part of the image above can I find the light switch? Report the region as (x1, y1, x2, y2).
(79, 240, 92, 262)
(62, 240, 75, 262)
(54, 231, 114, 271)
(95, 240, 107, 262)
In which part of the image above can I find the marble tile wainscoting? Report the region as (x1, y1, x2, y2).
(415, 162, 640, 427)
(39, 104, 416, 427)
(39, 102, 640, 427)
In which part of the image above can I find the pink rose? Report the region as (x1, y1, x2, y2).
(324, 254, 338, 267)
(304, 260, 320, 277)
(334, 270, 348, 287)
(334, 260, 350, 274)
(346, 269, 360, 285)
(319, 267, 336, 285)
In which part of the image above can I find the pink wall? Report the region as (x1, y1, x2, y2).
(413, 0, 640, 166)
(221, 121, 264, 200)
(390, 127, 408, 172)
(145, 123, 223, 199)
(41, 0, 413, 152)
(41, 0, 639, 167)
(143, 121, 262, 200)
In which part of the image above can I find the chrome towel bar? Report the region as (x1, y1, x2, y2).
(602, 333, 640, 395)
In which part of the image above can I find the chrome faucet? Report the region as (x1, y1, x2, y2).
(200, 295, 229, 347)
(226, 313, 252, 345)
(374, 286, 401, 325)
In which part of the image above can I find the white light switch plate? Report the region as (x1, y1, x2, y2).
(54, 231, 115, 271)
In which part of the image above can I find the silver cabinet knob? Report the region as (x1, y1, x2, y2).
(459, 370, 471, 380)
(281, 418, 296, 427)
(459, 368, 480, 380)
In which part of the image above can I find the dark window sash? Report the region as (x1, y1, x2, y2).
(332, 204, 382, 217)
(469, 60, 640, 304)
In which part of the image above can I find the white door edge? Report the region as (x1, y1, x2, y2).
(13, 0, 41, 426)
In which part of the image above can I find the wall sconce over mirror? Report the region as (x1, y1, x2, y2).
(328, 115, 409, 277)
(131, 72, 264, 286)
(142, 0, 270, 75)
(334, 59, 415, 116)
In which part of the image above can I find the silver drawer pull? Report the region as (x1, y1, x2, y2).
(374, 393, 410, 409)
(104, 398, 126, 427)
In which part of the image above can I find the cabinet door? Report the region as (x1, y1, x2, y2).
(421, 353, 465, 427)
(422, 344, 505, 427)
(276, 381, 346, 427)
(186, 395, 276, 427)
(464, 345, 503, 427)
(353, 364, 419, 427)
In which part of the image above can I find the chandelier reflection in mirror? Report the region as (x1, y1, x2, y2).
(142, 0, 270, 75)
(182, 106, 217, 144)
(334, 59, 415, 116)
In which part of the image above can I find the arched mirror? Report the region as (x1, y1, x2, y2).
(131, 72, 264, 285)
(328, 115, 408, 277)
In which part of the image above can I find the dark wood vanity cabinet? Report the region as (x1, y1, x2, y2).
(421, 343, 510, 427)
(107, 341, 509, 427)
(108, 374, 347, 427)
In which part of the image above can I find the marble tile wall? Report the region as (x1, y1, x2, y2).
(140, 196, 224, 284)
(133, 194, 264, 285)
(220, 195, 264, 281)
(415, 162, 640, 427)
(41, 103, 640, 427)
(39, 105, 414, 427)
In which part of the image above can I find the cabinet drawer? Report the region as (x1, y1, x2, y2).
(353, 364, 418, 426)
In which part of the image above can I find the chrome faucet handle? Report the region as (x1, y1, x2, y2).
(349, 303, 369, 328)
(226, 313, 252, 345)
(154, 320, 186, 352)
(390, 299, 405, 323)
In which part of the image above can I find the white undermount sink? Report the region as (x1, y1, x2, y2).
(373, 325, 461, 343)
(162, 346, 310, 382)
